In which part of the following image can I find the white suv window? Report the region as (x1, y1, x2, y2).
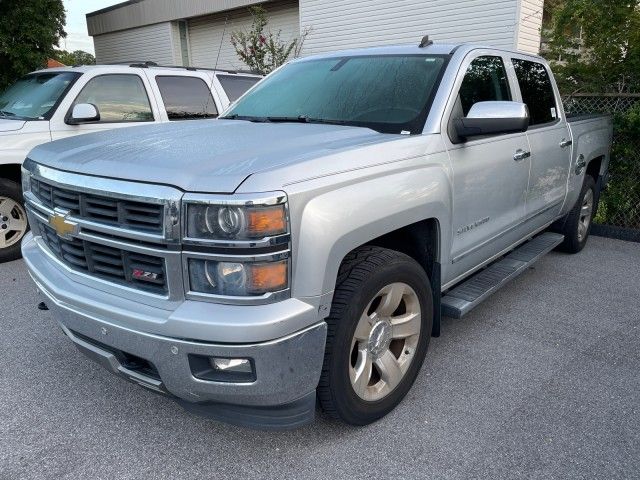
(156, 76, 218, 120)
(72, 74, 154, 123)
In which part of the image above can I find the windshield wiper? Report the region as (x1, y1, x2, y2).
(220, 114, 352, 127)
(266, 116, 352, 126)
(0, 110, 32, 120)
(219, 114, 270, 122)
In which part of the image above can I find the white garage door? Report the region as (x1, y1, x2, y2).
(188, 0, 300, 70)
(94, 22, 176, 65)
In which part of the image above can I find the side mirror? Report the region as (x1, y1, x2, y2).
(67, 103, 100, 125)
(454, 101, 529, 141)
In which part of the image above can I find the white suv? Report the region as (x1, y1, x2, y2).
(0, 63, 261, 261)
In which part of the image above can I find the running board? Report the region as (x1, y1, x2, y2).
(441, 232, 564, 318)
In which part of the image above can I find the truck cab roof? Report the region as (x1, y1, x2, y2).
(296, 41, 548, 64)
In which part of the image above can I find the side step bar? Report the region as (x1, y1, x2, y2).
(441, 232, 564, 318)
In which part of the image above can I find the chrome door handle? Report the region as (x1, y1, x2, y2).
(560, 138, 573, 148)
(513, 149, 531, 161)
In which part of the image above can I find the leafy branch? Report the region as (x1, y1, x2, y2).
(231, 6, 309, 75)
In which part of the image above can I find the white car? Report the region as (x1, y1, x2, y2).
(0, 63, 261, 261)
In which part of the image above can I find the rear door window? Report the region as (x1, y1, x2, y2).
(72, 74, 153, 122)
(216, 75, 261, 102)
(156, 76, 218, 120)
(512, 59, 557, 126)
(458, 56, 511, 116)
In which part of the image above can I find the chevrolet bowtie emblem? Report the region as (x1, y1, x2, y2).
(48, 212, 78, 238)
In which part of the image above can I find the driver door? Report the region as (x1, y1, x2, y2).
(50, 71, 159, 141)
(443, 53, 531, 283)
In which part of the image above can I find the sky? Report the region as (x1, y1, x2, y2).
(60, 0, 124, 54)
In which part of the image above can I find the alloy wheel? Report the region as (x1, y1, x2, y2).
(349, 282, 422, 401)
(0, 197, 28, 249)
(578, 189, 594, 242)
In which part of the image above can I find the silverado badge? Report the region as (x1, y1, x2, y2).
(48, 211, 78, 239)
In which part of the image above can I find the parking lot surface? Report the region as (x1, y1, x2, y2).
(1, 235, 638, 480)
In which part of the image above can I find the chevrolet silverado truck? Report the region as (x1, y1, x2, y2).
(0, 63, 260, 262)
(21, 40, 612, 429)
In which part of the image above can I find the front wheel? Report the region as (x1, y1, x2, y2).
(318, 246, 433, 425)
(557, 175, 596, 254)
(0, 179, 29, 263)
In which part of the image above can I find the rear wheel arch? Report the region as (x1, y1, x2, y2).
(586, 154, 605, 182)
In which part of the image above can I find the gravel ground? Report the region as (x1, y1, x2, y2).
(0, 235, 638, 480)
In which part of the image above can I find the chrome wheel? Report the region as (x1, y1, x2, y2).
(577, 188, 594, 242)
(0, 197, 28, 249)
(349, 282, 421, 401)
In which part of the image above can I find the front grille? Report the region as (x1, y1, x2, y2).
(39, 221, 167, 294)
(31, 178, 164, 233)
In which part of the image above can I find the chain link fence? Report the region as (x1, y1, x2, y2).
(563, 94, 640, 235)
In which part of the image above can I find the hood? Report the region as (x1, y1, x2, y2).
(29, 119, 389, 192)
(0, 118, 26, 132)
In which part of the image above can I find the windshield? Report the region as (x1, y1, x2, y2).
(0, 72, 81, 120)
(222, 54, 447, 134)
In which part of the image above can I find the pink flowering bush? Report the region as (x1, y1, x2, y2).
(231, 6, 307, 74)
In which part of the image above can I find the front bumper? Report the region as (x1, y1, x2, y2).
(22, 233, 327, 429)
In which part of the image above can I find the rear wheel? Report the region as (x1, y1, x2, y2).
(318, 246, 433, 425)
(557, 175, 596, 254)
(0, 179, 28, 263)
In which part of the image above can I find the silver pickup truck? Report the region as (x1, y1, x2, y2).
(21, 40, 612, 429)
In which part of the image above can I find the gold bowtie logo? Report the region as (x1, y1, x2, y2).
(49, 212, 78, 238)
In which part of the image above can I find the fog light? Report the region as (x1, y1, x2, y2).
(211, 357, 252, 374)
(188, 354, 256, 383)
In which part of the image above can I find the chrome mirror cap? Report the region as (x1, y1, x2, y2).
(467, 101, 529, 120)
(455, 101, 529, 141)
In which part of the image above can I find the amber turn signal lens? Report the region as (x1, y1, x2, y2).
(248, 261, 288, 293)
(247, 206, 286, 236)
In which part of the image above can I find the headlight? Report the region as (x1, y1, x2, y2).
(187, 257, 288, 297)
(186, 203, 287, 241)
(182, 193, 291, 303)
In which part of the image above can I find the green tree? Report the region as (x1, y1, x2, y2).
(543, 0, 640, 94)
(54, 49, 96, 66)
(0, 0, 66, 90)
(231, 6, 308, 75)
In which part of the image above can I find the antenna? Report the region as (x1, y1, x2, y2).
(213, 16, 228, 73)
(419, 35, 433, 48)
(205, 16, 228, 117)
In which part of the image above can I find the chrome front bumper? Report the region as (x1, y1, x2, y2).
(22, 233, 327, 429)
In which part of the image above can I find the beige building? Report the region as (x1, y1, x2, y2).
(87, 0, 544, 68)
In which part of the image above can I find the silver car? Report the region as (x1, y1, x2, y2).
(21, 41, 612, 428)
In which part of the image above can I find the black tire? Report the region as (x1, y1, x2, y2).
(0, 178, 28, 263)
(557, 175, 596, 254)
(318, 246, 433, 425)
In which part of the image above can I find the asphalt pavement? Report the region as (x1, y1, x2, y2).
(0, 235, 638, 479)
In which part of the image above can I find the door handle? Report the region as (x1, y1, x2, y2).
(560, 138, 573, 148)
(513, 149, 531, 161)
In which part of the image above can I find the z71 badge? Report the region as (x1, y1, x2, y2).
(132, 268, 162, 283)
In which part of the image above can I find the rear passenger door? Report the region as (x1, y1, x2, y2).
(511, 57, 571, 228)
(150, 74, 220, 121)
(443, 52, 532, 281)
